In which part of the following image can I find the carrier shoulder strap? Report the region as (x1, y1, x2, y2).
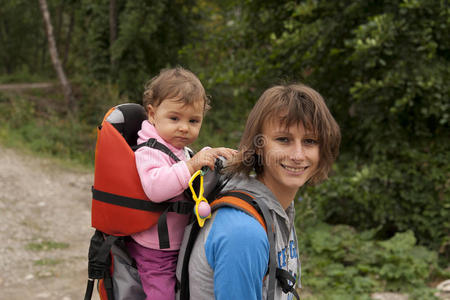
(178, 190, 299, 300)
(132, 138, 181, 162)
(135, 138, 193, 249)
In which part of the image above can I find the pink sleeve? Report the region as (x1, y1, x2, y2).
(135, 147, 192, 203)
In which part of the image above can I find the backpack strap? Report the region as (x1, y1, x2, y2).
(178, 191, 266, 300)
(217, 191, 279, 300)
(179, 190, 299, 300)
(218, 191, 299, 299)
(84, 230, 119, 300)
(210, 191, 267, 231)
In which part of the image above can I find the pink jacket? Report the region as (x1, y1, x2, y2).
(131, 120, 192, 251)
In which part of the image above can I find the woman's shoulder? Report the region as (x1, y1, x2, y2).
(207, 207, 268, 246)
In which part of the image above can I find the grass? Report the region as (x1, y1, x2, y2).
(0, 90, 96, 170)
(26, 240, 69, 252)
(33, 258, 63, 266)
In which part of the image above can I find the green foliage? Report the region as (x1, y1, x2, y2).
(68, 0, 198, 99)
(297, 221, 441, 299)
(0, 1, 48, 75)
(79, 0, 111, 81)
(274, 0, 450, 260)
(186, 0, 450, 259)
(303, 147, 449, 257)
(0, 68, 50, 84)
(1, 0, 449, 296)
(0, 90, 98, 166)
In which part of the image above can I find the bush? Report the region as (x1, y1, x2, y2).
(296, 221, 443, 299)
(302, 145, 450, 264)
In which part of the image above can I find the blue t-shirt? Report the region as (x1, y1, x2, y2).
(204, 207, 270, 300)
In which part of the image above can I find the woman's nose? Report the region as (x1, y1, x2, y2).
(290, 143, 305, 161)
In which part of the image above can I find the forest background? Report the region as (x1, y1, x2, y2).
(0, 0, 448, 299)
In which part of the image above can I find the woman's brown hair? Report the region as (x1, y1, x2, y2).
(227, 83, 341, 184)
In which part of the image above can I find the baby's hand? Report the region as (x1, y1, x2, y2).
(186, 147, 237, 175)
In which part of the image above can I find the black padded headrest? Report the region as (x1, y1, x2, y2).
(106, 103, 147, 147)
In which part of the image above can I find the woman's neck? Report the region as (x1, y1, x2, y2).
(257, 175, 296, 210)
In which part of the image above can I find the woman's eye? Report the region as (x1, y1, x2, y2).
(276, 137, 289, 143)
(304, 138, 318, 145)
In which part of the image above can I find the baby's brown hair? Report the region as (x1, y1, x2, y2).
(143, 66, 210, 112)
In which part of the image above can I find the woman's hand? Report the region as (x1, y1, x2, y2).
(186, 147, 237, 175)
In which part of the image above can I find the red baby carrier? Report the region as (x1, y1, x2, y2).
(83, 103, 299, 300)
(84, 103, 194, 300)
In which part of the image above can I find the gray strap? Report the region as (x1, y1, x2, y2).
(258, 202, 276, 300)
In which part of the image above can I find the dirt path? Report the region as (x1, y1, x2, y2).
(0, 144, 448, 300)
(0, 83, 55, 91)
(0, 146, 99, 300)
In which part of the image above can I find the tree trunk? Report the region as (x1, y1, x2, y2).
(38, 0, 76, 112)
(109, 0, 117, 67)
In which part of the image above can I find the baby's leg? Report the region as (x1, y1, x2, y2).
(127, 239, 178, 300)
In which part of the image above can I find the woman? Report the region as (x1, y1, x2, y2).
(186, 83, 341, 299)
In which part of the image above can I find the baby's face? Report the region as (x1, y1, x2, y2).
(148, 98, 204, 149)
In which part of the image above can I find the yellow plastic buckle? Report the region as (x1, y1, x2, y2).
(188, 170, 211, 227)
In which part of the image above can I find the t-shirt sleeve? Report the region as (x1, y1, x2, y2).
(204, 207, 269, 300)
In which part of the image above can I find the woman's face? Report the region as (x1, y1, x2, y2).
(257, 119, 320, 202)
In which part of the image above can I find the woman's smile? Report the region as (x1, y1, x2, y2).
(281, 163, 309, 174)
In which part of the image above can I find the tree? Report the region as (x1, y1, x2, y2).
(181, 0, 450, 255)
(109, 0, 117, 68)
(39, 0, 75, 112)
(0, 1, 45, 75)
(265, 0, 449, 253)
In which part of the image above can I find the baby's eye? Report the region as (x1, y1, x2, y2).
(170, 116, 179, 121)
(190, 119, 200, 124)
